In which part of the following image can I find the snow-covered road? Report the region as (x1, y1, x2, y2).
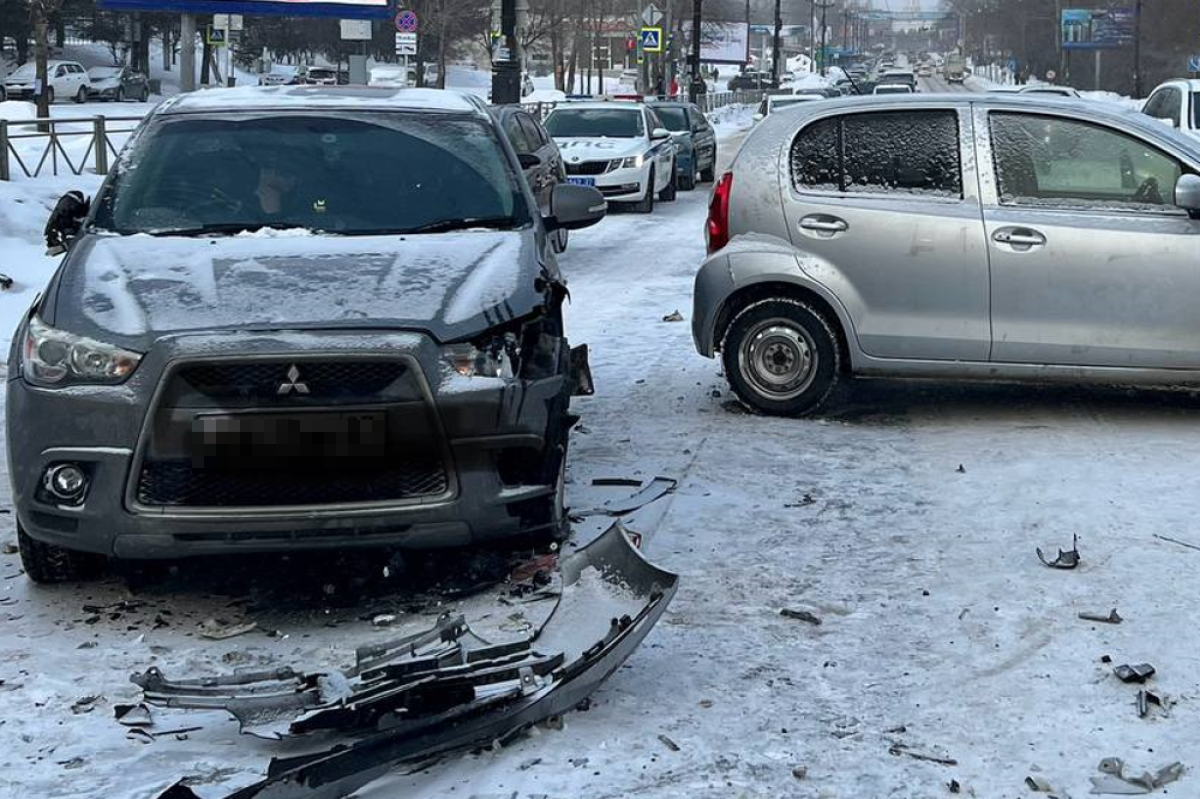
(3, 103, 1200, 799)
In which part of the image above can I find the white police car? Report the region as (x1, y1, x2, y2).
(543, 101, 677, 213)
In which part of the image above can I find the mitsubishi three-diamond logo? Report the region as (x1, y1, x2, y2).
(277, 365, 310, 396)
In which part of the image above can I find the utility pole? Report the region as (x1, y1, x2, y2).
(1132, 0, 1143, 97)
(491, 0, 520, 104)
(772, 0, 782, 84)
(815, 0, 833, 76)
(689, 0, 704, 102)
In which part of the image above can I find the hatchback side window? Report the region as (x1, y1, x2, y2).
(517, 114, 546, 150)
(55, 65, 67, 77)
(503, 115, 533, 154)
(990, 112, 1183, 209)
(789, 110, 962, 197)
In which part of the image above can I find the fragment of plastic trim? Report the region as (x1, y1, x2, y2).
(141, 522, 678, 799)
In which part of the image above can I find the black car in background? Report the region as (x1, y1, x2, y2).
(727, 71, 777, 91)
(646, 99, 717, 190)
(492, 104, 571, 252)
(86, 65, 150, 102)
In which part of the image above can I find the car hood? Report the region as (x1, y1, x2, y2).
(49, 229, 545, 352)
(554, 138, 646, 162)
(90, 76, 121, 88)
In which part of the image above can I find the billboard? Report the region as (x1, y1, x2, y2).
(680, 21, 750, 64)
(97, 0, 391, 20)
(1061, 8, 1136, 50)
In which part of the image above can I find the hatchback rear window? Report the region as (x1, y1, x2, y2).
(789, 110, 962, 198)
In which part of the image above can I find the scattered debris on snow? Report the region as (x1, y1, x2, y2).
(1037, 535, 1081, 569)
(1079, 609, 1123, 624)
(197, 618, 258, 640)
(1152, 534, 1200, 553)
(661, 310, 684, 322)
(780, 608, 822, 626)
(1089, 758, 1184, 795)
(1113, 663, 1155, 684)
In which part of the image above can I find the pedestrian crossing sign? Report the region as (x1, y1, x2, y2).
(640, 26, 663, 53)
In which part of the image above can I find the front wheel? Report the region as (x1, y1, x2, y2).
(552, 227, 569, 253)
(74, 86, 87, 104)
(699, 162, 716, 183)
(116, 87, 125, 102)
(18, 523, 107, 584)
(631, 168, 655, 213)
(722, 298, 842, 417)
(679, 169, 696, 191)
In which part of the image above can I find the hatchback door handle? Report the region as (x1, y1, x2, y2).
(799, 216, 848, 233)
(992, 227, 1046, 247)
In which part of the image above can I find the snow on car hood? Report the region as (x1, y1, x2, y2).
(554, 138, 646, 162)
(50, 229, 543, 352)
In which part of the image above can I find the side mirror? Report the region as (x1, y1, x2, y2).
(753, 113, 764, 121)
(545, 183, 606, 232)
(651, 127, 670, 141)
(517, 152, 542, 169)
(1174, 173, 1200, 217)
(44, 190, 89, 255)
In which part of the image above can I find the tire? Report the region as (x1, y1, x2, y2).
(552, 227, 569, 253)
(659, 164, 678, 202)
(700, 161, 716, 183)
(17, 523, 106, 584)
(679, 170, 696, 191)
(141, 87, 150, 102)
(116, 87, 125, 102)
(721, 298, 842, 417)
(75, 86, 87, 104)
(630, 168, 655, 213)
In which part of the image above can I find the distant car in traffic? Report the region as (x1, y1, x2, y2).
(753, 93, 823, 121)
(1019, 85, 1080, 98)
(5, 60, 90, 103)
(543, 101, 677, 213)
(12, 86, 607, 582)
(647, 99, 718, 190)
(259, 65, 299, 86)
(492, 103, 571, 250)
(879, 70, 918, 91)
(695, 94, 1200, 415)
(86, 65, 150, 102)
(304, 67, 338, 86)
(1143, 79, 1200, 138)
(728, 71, 777, 91)
(874, 84, 914, 95)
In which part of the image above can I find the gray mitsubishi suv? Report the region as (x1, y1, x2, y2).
(695, 94, 1200, 416)
(9, 86, 606, 582)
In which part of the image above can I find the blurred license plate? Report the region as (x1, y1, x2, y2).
(192, 411, 387, 463)
(568, 177, 595, 186)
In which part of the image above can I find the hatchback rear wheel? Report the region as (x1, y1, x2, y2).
(722, 298, 841, 416)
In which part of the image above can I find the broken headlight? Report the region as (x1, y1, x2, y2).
(443, 334, 518, 379)
(23, 315, 142, 387)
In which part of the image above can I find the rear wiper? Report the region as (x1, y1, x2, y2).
(399, 216, 517, 235)
(147, 222, 310, 237)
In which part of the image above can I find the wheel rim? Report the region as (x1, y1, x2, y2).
(738, 317, 818, 400)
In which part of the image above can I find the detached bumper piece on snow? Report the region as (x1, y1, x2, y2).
(136, 524, 678, 799)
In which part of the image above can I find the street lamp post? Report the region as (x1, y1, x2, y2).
(689, 0, 705, 102)
(491, 0, 520, 104)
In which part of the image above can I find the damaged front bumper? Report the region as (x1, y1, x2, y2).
(134, 523, 678, 799)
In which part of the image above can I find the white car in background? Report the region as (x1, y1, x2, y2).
(4, 60, 90, 103)
(874, 83, 914, 95)
(753, 93, 823, 121)
(1142, 79, 1199, 137)
(543, 101, 677, 213)
(368, 64, 414, 87)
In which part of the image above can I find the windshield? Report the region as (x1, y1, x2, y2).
(8, 64, 35, 80)
(652, 106, 688, 131)
(545, 109, 644, 138)
(92, 112, 528, 237)
(89, 67, 122, 79)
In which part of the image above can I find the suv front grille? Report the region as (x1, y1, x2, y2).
(178, 361, 407, 403)
(137, 458, 448, 507)
(565, 160, 614, 176)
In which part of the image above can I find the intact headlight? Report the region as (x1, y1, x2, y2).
(22, 315, 142, 387)
(442, 336, 517, 380)
(620, 153, 647, 169)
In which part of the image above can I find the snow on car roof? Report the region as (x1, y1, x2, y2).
(158, 86, 483, 116)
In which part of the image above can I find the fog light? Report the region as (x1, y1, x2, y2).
(44, 464, 88, 502)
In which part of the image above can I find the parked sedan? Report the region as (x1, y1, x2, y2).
(493, 104, 571, 250)
(86, 65, 150, 102)
(4, 60, 90, 103)
(11, 86, 606, 582)
(647, 99, 717, 189)
(696, 94, 1200, 415)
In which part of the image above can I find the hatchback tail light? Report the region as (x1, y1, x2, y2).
(706, 171, 734, 254)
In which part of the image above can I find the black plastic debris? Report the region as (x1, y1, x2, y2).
(576, 476, 678, 518)
(1037, 535, 1080, 570)
(1079, 609, 1123, 624)
(137, 523, 678, 799)
(780, 609, 822, 626)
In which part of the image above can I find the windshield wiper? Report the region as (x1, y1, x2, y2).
(396, 216, 517, 235)
(146, 221, 311, 237)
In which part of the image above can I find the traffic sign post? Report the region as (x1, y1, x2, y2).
(205, 25, 227, 46)
(640, 26, 663, 54)
(395, 32, 417, 56)
(642, 3, 663, 26)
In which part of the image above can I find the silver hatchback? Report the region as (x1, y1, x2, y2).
(694, 95, 1200, 415)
